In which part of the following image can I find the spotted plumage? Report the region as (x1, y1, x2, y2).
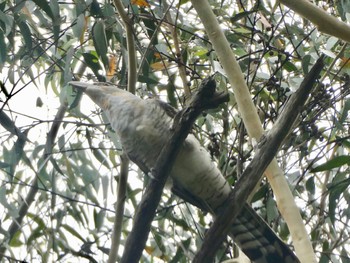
(70, 81, 300, 263)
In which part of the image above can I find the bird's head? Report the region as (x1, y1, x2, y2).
(69, 81, 131, 111)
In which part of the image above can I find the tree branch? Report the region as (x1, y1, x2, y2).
(107, 153, 129, 263)
(120, 77, 229, 263)
(163, 1, 191, 99)
(112, 0, 137, 94)
(280, 0, 350, 43)
(190, 0, 317, 261)
(107, 2, 136, 262)
(193, 56, 325, 262)
(0, 104, 67, 260)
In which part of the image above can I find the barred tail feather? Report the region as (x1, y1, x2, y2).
(232, 204, 300, 263)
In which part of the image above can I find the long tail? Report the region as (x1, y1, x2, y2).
(231, 204, 300, 263)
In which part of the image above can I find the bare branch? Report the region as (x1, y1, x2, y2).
(107, 153, 129, 263)
(0, 104, 67, 260)
(280, 0, 350, 43)
(112, 0, 137, 94)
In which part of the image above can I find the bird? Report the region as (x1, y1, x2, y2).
(69, 81, 300, 263)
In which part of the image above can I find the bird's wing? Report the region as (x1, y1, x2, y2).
(73, 82, 300, 263)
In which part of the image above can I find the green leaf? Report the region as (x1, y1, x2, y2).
(92, 21, 109, 68)
(83, 52, 105, 81)
(326, 36, 339, 51)
(92, 147, 109, 168)
(279, 221, 290, 240)
(90, 0, 103, 18)
(0, 1, 6, 12)
(50, 158, 65, 176)
(251, 184, 269, 202)
(9, 230, 23, 247)
(0, 10, 14, 36)
(328, 173, 350, 224)
(0, 161, 10, 168)
(306, 176, 315, 195)
(302, 55, 311, 74)
(0, 30, 6, 66)
(230, 10, 256, 23)
(319, 254, 329, 263)
(63, 46, 74, 83)
(72, 13, 86, 40)
(138, 75, 159, 85)
(62, 224, 85, 242)
(336, 0, 346, 20)
(0, 186, 19, 218)
(341, 248, 350, 263)
(266, 197, 278, 223)
(94, 209, 105, 230)
(6, 133, 27, 178)
(32, 0, 54, 19)
(140, 10, 157, 41)
(283, 60, 298, 72)
(101, 175, 109, 202)
(233, 27, 251, 34)
(49, 0, 60, 43)
(178, 0, 190, 5)
(169, 237, 191, 263)
(27, 227, 44, 246)
(311, 155, 350, 172)
(339, 99, 350, 125)
(0, 108, 18, 136)
(17, 19, 32, 51)
(69, 87, 83, 110)
(75, 0, 88, 15)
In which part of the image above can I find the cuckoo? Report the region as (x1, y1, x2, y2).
(70, 81, 300, 263)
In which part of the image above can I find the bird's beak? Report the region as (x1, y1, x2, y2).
(69, 81, 89, 91)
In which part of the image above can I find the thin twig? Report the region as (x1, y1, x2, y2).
(112, 0, 137, 94)
(107, 2, 137, 262)
(0, 104, 67, 260)
(107, 153, 129, 263)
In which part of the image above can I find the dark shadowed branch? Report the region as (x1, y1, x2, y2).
(120, 77, 229, 263)
(193, 56, 325, 262)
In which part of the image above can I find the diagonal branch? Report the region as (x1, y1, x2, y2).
(190, 0, 317, 261)
(279, 0, 350, 43)
(120, 77, 229, 263)
(0, 104, 67, 260)
(193, 56, 325, 262)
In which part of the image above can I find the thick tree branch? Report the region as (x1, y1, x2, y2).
(190, 0, 317, 261)
(279, 0, 350, 43)
(120, 77, 229, 263)
(193, 56, 325, 262)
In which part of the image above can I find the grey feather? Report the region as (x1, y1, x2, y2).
(70, 81, 300, 263)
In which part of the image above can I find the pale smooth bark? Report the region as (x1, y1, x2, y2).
(280, 0, 350, 43)
(190, 0, 316, 262)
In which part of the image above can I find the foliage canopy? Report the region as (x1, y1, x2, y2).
(1, 0, 350, 262)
